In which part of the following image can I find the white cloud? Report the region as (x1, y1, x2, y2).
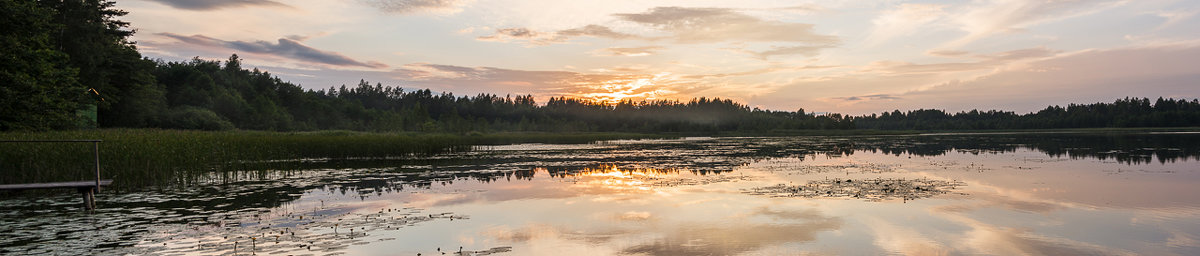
(153, 33, 388, 69)
(614, 6, 838, 44)
(1150, 9, 1199, 31)
(941, 0, 1125, 49)
(865, 4, 947, 46)
(592, 46, 663, 57)
(357, 0, 471, 14)
(143, 0, 288, 10)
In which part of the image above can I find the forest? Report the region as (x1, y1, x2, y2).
(853, 97, 1200, 130)
(2, 0, 1198, 133)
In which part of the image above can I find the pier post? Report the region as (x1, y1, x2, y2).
(79, 187, 96, 210)
(94, 141, 101, 193)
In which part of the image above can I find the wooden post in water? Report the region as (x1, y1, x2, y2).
(93, 141, 101, 193)
(79, 187, 96, 210)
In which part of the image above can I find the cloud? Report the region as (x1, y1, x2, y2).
(144, 0, 288, 10)
(942, 0, 1123, 49)
(357, 0, 470, 14)
(157, 33, 387, 69)
(735, 45, 832, 59)
(928, 50, 970, 57)
(774, 4, 824, 14)
(592, 46, 662, 57)
(750, 45, 1078, 113)
(979, 46, 1059, 61)
(1150, 9, 1199, 31)
(615, 6, 838, 44)
(831, 94, 902, 102)
(477, 6, 837, 53)
(476, 28, 548, 43)
(865, 60, 990, 75)
(557, 25, 641, 40)
(865, 4, 947, 46)
(394, 63, 573, 82)
(477, 25, 643, 45)
(866, 47, 1060, 75)
(682, 65, 837, 80)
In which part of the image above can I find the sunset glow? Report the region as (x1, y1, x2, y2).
(121, 0, 1200, 114)
(575, 73, 674, 104)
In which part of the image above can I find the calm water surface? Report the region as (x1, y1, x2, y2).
(2, 133, 1199, 255)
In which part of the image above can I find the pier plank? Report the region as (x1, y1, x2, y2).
(0, 180, 113, 190)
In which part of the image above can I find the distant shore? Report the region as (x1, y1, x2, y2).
(680, 126, 1200, 137)
(3, 127, 1198, 189)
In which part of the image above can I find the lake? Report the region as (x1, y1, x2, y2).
(2, 132, 1199, 255)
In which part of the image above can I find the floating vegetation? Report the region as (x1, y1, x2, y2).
(459, 246, 513, 255)
(744, 178, 967, 201)
(647, 174, 755, 187)
(123, 205, 468, 255)
(757, 162, 900, 174)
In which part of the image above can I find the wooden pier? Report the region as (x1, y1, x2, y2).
(0, 180, 114, 209)
(0, 140, 111, 210)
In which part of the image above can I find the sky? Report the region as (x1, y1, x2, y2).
(121, 0, 1200, 115)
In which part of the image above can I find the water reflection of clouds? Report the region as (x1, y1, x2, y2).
(864, 217, 950, 256)
(402, 166, 741, 208)
(395, 147, 1200, 255)
(394, 164, 853, 255)
(908, 169, 1193, 255)
(383, 137, 1200, 255)
(618, 220, 842, 255)
(940, 212, 1135, 255)
(477, 206, 843, 256)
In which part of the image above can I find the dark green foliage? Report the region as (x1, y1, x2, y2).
(39, 0, 163, 127)
(153, 106, 235, 130)
(0, 0, 83, 130)
(855, 97, 1200, 130)
(1, 0, 161, 130)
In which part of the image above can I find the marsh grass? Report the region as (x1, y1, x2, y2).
(0, 129, 669, 188)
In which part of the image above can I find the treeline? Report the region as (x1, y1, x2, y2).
(134, 56, 853, 132)
(854, 97, 1200, 130)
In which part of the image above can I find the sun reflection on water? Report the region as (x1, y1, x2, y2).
(543, 165, 684, 191)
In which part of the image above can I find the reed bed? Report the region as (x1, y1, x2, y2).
(0, 129, 669, 188)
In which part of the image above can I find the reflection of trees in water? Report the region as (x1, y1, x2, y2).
(539, 164, 733, 178)
(167, 133, 1200, 212)
(8, 133, 1194, 254)
(88, 133, 1198, 237)
(710, 134, 1200, 165)
(842, 134, 1200, 165)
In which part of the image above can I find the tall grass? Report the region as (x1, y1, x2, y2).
(0, 129, 670, 188)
